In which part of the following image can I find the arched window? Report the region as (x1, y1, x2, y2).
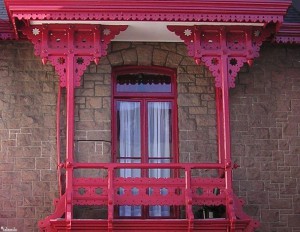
(112, 66, 179, 218)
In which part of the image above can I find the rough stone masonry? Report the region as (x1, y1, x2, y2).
(0, 41, 299, 232)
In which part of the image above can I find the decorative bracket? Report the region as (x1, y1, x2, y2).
(22, 24, 127, 87)
(168, 25, 273, 88)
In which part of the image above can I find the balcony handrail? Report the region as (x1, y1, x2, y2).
(72, 162, 224, 170)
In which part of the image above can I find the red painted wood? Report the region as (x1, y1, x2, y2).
(112, 66, 178, 162)
(112, 66, 179, 219)
(275, 22, 300, 43)
(0, 19, 15, 39)
(22, 24, 127, 87)
(2, 0, 297, 43)
(215, 87, 224, 178)
(168, 25, 273, 88)
(65, 52, 75, 230)
(49, 218, 254, 231)
(38, 162, 258, 231)
(5, 0, 291, 24)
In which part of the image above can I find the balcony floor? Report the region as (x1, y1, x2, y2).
(50, 218, 253, 231)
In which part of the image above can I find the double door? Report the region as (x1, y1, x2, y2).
(115, 100, 175, 218)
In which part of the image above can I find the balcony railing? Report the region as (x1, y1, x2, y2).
(72, 163, 226, 219)
(39, 163, 259, 231)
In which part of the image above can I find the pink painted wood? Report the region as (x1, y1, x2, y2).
(22, 24, 127, 87)
(38, 162, 259, 231)
(5, 0, 291, 24)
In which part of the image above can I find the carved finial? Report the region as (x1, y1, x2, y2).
(94, 57, 100, 65)
(195, 58, 202, 65)
(247, 59, 254, 66)
(41, 57, 48, 65)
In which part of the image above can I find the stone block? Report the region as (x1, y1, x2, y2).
(111, 42, 131, 51)
(86, 97, 102, 108)
(22, 170, 40, 181)
(178, 94, 200, 106)
(2, 172, 21, 184)
(251, 127, 270, 139)
(97, 64, 111, 74)
(16, 158, 35, 170)
(121, 49, 138, 65)
(0, 211, 16, 218)
(283, 123, 298, 137)
(136, 45, 153, 66)
(87, 130, 111, 141)
(17, 207, 35, 218)
(32, 182, 50, 196)
(152, 49, 168, 66)
(0, 163, 14, 171)
(288, 215, 300, 227)
(95, 109, 111, 121)
(79, 109, 95, 121)
(75, 88, 94, 97)
(284, 154, 299, 166)
(160, 43, 176, 52)
(108, 52, 123, 66)
(189, 106, 207, 115)
(3, 200, 16, 210)
(195, 115, 216, 127)
(269, 127, 282, 139)
(102, 97, 111, 109)
(261, 209, 279, 222)
(40, 170, 57, 181)
(269, 198, 292, 209)
(95, 85, 111, 97)
(166, 52, 185, 70)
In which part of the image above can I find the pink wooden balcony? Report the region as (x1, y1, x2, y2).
(39, 163, 258, 232)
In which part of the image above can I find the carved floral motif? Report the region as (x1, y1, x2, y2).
(22, 24, 127, 87)
(168, 25, 273, 88)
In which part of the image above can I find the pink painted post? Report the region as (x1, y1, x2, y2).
(215, 87, 225, 177)
(107, 167, 114, 231)
(65, 54, 75, 230)
(220, 54, 236, 231)
(185, 168, 194, 232)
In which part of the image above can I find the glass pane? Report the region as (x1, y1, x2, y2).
(117, 101, 141, 159)
(148, 102, 172, 160)
(117, 74, 171, 92)
(117, 101, 142, 217)
(117, 158, 141, 178)
(119, 205, 142, 217)
(147, 102, 171, 217)
(148, 158, 171, 178)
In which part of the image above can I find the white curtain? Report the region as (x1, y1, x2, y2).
(148, 102, 171, 217)
(118, 101, 141, 216)
(118, 101, 172, 217)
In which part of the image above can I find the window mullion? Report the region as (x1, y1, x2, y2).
(141, 100, 148, 172)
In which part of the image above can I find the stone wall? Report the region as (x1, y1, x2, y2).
(0, 40, 299, 232)
(0, 41, 58, 231)
(231, 44, 300, 232)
